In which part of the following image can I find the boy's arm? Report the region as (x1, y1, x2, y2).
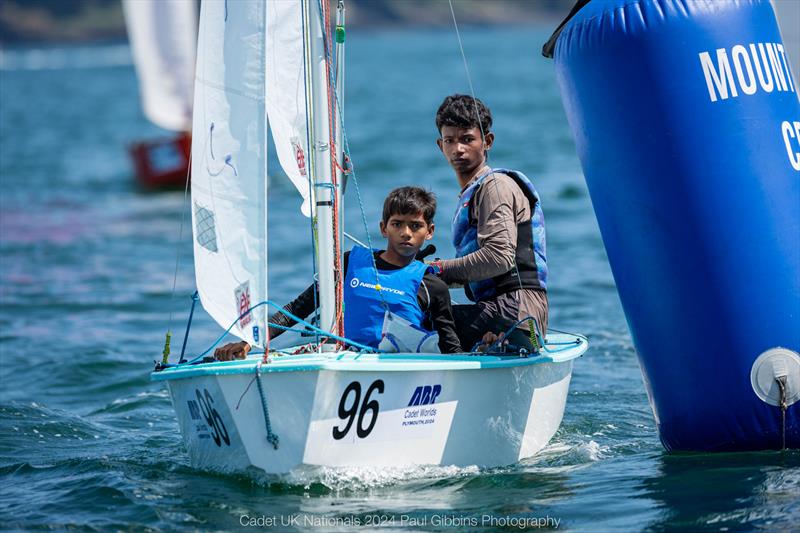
(439, 173, 529, 284)
(422, 274, 463, 353)
(269, 250, 349, 337)
(267, 283, 317, 338)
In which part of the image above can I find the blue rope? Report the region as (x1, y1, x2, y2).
(267, 322, 315, 335)
(180, 299, 382, 366)
(475, 316, 587, 355)
(179, 291, 199, 363)
(256, 364, 279, 450)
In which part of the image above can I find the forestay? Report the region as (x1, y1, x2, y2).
(191, 0, 268, 347)
(122, 0, 197, 131)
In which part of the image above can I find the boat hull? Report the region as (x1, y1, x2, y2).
(129, 132, 191, 190)
(154, 336, 585, 474)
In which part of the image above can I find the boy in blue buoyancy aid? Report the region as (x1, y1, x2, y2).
(214, 187, 462, 360)
(429, 94, 548, 352)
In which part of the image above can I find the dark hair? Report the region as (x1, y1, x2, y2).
(435, 94, 493, 134)
(382, 186, 437, 225)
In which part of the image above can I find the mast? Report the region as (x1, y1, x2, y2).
(304, 0, 339, 348)
(335, 0, 346, 243)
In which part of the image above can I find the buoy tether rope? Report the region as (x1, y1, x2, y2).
(777, 375, 787, 450)
(749, 347, 800, 449)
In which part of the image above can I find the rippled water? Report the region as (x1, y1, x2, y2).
(1, 28, 798, 531)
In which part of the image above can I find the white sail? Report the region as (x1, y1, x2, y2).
(265, 0, 312, 215)
(122, 0, 197, 131)
(191, 0, 268, 347)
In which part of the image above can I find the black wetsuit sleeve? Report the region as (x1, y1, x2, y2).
(419, 273, 463, 354)
(267, 283, 316, 338)
(267, 252, 350, 339)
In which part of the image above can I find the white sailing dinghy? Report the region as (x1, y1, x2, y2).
(151, 0, 588, 475)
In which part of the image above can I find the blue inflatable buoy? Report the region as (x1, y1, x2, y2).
(550, 0, 800, 451)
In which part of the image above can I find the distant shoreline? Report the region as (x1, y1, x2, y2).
(0, 0, 568, 46)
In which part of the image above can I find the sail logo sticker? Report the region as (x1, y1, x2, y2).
(292, 138, 307, 176)
(235, 281, 252, 327)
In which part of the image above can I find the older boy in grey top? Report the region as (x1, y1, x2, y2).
(432, 95, 548, 351)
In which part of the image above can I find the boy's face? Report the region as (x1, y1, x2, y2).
(436, 126, 494, 179)
(379, 212, 434, 264)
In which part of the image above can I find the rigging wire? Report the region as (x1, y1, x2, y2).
(176, 298, 382, 366)
(318, 0, 388, 314)
(301, 0, 321, 346)
(447, 0, 484, 144)
(320, 0, 345, 342)
(162, 142, 193, 364)
(447, 0, 528, 309)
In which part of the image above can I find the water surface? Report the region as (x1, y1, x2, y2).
(1, 27, 798, 531)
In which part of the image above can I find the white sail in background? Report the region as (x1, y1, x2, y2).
(122, 0, 197, 131)
(265, 0, 312, 215)
(191, 0, 268, 347)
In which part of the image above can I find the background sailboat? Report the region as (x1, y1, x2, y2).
(123, 0, 197, 190)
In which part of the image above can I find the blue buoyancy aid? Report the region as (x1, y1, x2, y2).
(343, 245, 430, 349)
(451, 168, 547, 302)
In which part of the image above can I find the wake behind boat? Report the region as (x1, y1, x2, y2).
(151, 0, 587, 476)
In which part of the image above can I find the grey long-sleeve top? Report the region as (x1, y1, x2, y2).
(440, 167, 549, 333)
(440, 169, 531, 283)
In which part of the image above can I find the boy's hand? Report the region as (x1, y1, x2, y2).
(477, 331, 506, 352)
(214, 341, 251, 361)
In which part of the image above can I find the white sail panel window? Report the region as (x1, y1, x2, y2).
(122, 0, 197, 132)
(191, 0, 268, 347)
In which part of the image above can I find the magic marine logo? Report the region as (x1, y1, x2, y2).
(348, 277, 405, 296)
